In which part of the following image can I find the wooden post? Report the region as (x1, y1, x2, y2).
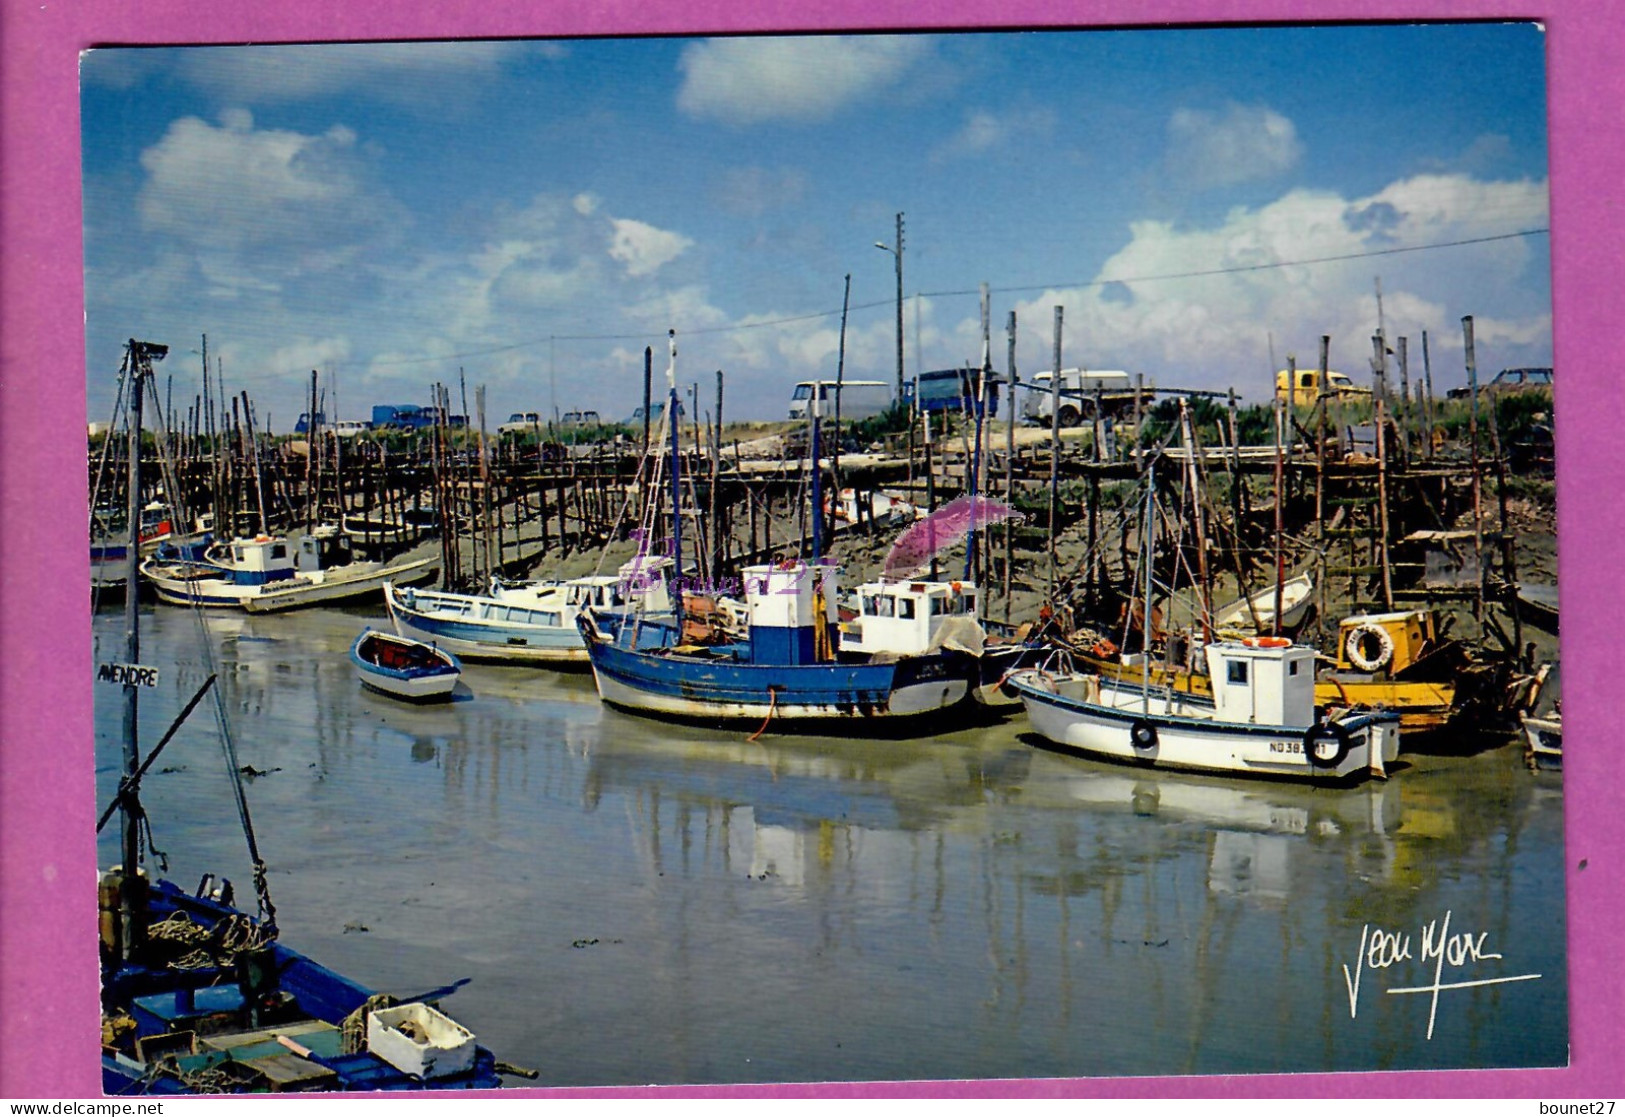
(1315, 336, 1330, 639)
(1272, 361, 1288, 634)
(1004, 310, 1017, 622)
(1463, 316, 1485, 628)
(1397, 336, 1412, 461)
(1421, 330, 1436, 461)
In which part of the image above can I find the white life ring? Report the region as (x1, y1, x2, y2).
(1345, 623, 1395, 673)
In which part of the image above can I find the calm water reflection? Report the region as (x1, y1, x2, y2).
(94, 603, 1566, 1086)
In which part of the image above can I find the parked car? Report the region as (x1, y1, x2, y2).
(1447, 367, 1553, 399)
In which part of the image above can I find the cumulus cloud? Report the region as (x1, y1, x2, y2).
(1164, 102, 1304, 190)
(677, 35, 931, 124)
(138, 111, 371, 253)
(609, 218, 694, 277)
(998, 174, 1550, 395)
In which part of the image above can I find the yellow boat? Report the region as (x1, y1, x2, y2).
(1316, 610, 1459, 734)
(1070, 609, 1460, 738)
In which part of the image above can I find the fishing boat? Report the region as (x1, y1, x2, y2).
(1519, 662, 1561, 770)
(838, 575, 1049, 706)
(1009, 637, 1400, 783)
(99, 341, 505, 1094)
(385, 556, 672, 665)
(1315, 610, 1464, 737)
(1211, 571, 1315, 635)
(350, 629, 462, 702)
(580, 559, 977, 725)
(91, 501, 180, 590)
(142, 527, 436, 611)
(1514, 582, 1559, 634)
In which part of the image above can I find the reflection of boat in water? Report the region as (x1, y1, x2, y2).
(1011, 639, 1400, 783)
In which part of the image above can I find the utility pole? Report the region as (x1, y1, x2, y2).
(875, 213, 905, 400)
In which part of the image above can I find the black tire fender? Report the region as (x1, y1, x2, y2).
(1129, 718, 1158, 751)
(1303, 720, 1351, 769)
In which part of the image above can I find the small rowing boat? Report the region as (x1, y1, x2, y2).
(350, 629, 463, 702)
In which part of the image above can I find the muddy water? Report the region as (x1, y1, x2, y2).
(93, 602, 1566, 1087)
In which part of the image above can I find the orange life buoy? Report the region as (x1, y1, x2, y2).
(1242, 636, 1292, 649)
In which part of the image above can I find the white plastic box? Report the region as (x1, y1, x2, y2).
(365, 1002, 476, 1079)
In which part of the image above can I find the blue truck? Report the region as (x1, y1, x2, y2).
(371, 404, 467, 430)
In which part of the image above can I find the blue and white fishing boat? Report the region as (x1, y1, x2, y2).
(581, 560, 977, 724)
(350, 629, 463, 702)
(142, 526, 435, 610)
(1008, 638, 1401, 783)
(99, 340, 505, 1094)
(383, 554, 671, 666)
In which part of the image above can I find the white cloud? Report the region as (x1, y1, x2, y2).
(997, 174, 1551, 397)
(1164, 103, 1304, 190)
(609, 218, 694, 278)
(677, 35, 931, 125)
(171, 41, 543, 106)
(932, 106, 1056, 162)
(137, 111, 376, 258)
(573, 193, 600, 216)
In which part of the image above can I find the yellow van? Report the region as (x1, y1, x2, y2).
(1274, 368, 1370, 407)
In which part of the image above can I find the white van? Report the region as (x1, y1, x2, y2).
(787, 379, 891, 422)
(1022, 369, 1134, 427)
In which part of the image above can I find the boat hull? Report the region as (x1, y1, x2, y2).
(242, 557, 438, 613)
(584, 625, 972, 723)
(385, 583, 588, 664)
(1521, 713, 1562, 769)
(350, 631, 462, 702)
(1012, 674, 1399, 783)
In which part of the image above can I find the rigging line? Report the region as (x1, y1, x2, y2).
(919, 227, 1552, 300)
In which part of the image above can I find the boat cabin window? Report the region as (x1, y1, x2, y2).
(898, 598, 916, 619)
(234, 546, 245, 562)
(1289, 660, 1300, 676)
(271, 544, 287, 559)
(876, 595, 896, 618)
(930, 596, 948, 616)
(1226, 659, 1249, 684)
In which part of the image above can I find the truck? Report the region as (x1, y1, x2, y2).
(1021, 369, 1139, 427)
(1274, 368, 1369, 407)
(371, 404, 468, 431)
(787, 380, 891, 422)
(905, 367, 1001, 418)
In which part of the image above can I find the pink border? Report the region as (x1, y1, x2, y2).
(2, 1, 1616, 1100)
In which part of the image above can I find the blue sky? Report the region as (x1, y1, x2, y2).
(80, 23, 1551, 428)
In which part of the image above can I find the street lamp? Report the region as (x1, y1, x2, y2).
(874, 212, 904, 401)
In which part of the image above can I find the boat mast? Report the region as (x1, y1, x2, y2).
(667, 330, 682, 578)
(810, 387, 823, 562)
(120, 339, 165, 960)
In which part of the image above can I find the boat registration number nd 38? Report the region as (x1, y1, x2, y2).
(97, 661, 161, 687)
(1268, 739, 1303, 755)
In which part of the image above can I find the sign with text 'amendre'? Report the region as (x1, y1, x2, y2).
(97, 662, 160, 688)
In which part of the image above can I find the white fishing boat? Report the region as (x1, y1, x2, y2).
(142, 526, 436, 611)
(1212, 571, 1315, 635)
(350, 629, 462, 702)
(1009, 637, 1400, 783)
(382, 554, 678, 666)
(838, 575, 1044, 706)
(1520, 661, 1561, 770)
